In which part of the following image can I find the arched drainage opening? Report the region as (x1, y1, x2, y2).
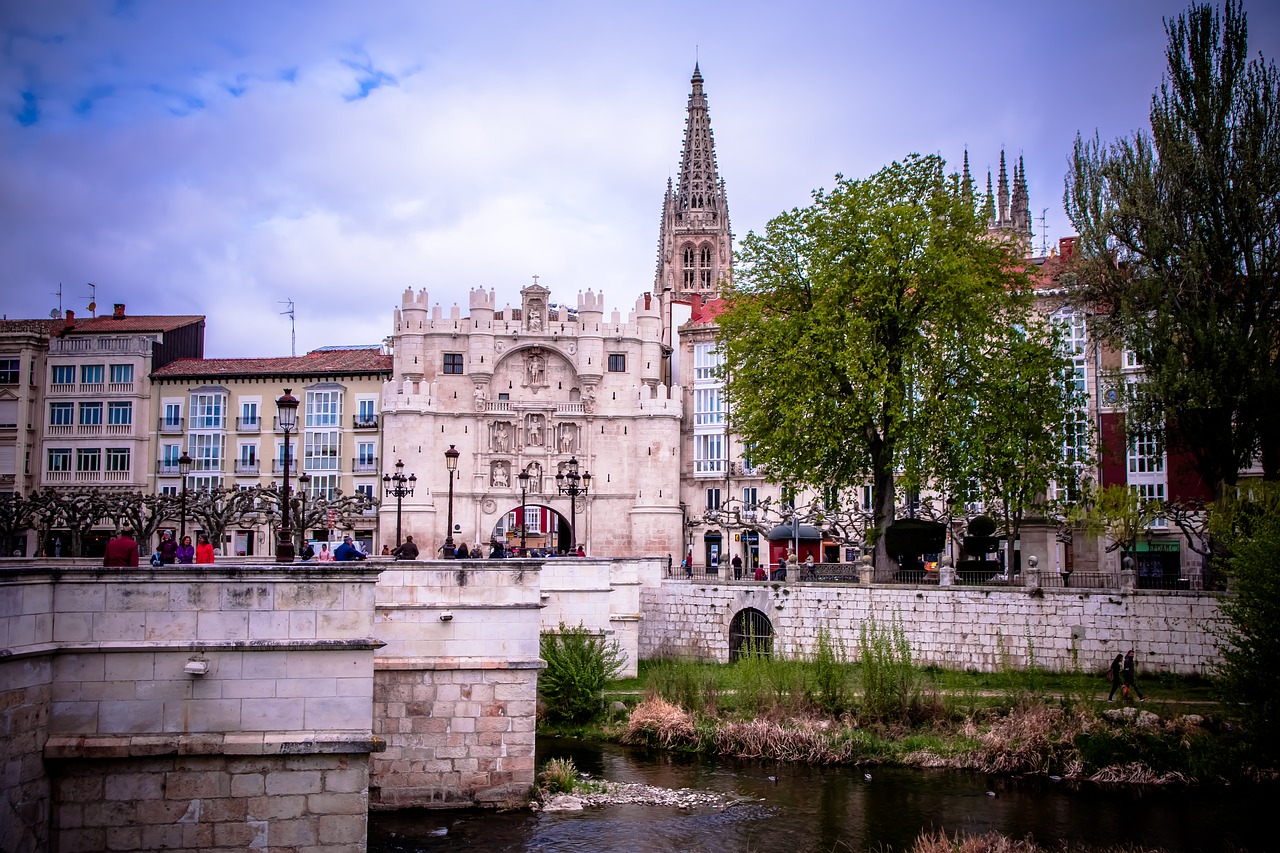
(729, 607, 774, 661)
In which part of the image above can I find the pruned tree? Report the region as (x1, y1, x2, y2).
(718, 154, 1038, 574)
(0, 492, 33, 556)
(186, 487, 261, 554)
(1064, 0, 1280, 499)
(107, 490, 181, 554)
(256, 484, 378, 552)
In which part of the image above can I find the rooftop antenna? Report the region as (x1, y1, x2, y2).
(52, 283, 64, 318)
(279, 299, 296, 357)
(1038, 208, 1050, 257)
(83, 282, 97, 317)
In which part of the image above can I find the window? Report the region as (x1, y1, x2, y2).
(443, 353, 464, 374)
(683, 245, 696, 289)
(694, 433, 724, 474)
(304, 430, 340, 470)
(189, 475, 222, 492)
(509, 507, 542, 535)
(109, 364, 134, 384)
(160, 485, 178, 496)
(608, 354, 626, 372)
(76, 448, 101, 472)
(357, 399, 376, 425)
(164, 403, 182, 428)
(0, 358, 18, 384)
(107, 402, 132, 425)
(241, 401, 259, 426)
(861, 485, 874, 513)
(190, 393, 225, 429)
(823, 486, 840, 510)
(356, 483, 375, 500)
(305, 390, 342, 427)
(51, 365, 74, 386)
(706, 488, 721, 511)
(80, 364, 104, 385)
(50, 403, 74, 426)
(105, 448, 130, 473)
(694, 388, 723, 425)
(699, 244, 713, 288)
(308, 473, 340, 500)
(239, 444, 257, 465)
(781, 485, 796, 510)
(1122, 349, 1142, 370)
(357, 441, 376, 465)
(1128, 433, 1164, 475)
(1053, 309, 1088, 394)
(693, 344, 721, 381)
(162, 444, 182, 466)
(47, 448, 71, 472)
(79, 402, 103, 425)
(743, 487, 758, 509)
(189, 433, 224, 472)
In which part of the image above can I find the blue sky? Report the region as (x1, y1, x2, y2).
(3, 1, 1277, 357)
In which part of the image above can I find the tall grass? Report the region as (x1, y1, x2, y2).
(858, 612, 920, 721)
(809, 627, 854, 716)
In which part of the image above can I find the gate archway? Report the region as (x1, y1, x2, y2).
(729, 608, 774, 661)
(490, 503, 569, 556)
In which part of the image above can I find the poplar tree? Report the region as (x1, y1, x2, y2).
(1064, 0, 1280, 498)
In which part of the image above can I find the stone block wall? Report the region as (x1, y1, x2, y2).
(539, 557, 654, 677)
(639, 580, 1224, 674)
(371, 562, 544, 809)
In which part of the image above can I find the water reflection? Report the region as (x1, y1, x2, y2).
(369, 739, 1275, 852)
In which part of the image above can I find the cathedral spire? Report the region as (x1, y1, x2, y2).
(675, 63, 721, 217)
(997, 150, 1010, 228)
(985, 170, 996, 226)
(961, 149, 972, 204)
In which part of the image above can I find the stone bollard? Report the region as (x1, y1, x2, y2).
(1121, 555, 1137, 592)
(860, 554, 874, 585)
(1024, 554, 1040, 590)
(938, 555, 955, 586)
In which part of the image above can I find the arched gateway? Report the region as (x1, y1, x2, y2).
(729, 608, 773, 660)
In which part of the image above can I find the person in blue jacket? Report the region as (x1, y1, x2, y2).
(333, 536, 366, 561)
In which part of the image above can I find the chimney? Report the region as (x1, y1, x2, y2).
(1059, 237, 1076, 261)
(64, 309, 75, 331)
(113, 303, 126, 318)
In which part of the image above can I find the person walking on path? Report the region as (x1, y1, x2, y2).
(1107, 653, 1124, 701)
(1122, 649, 1145, 700)
(393, 536, 419, 561)
(103, 527, 139, 567)
(176, 536, 195, 565)
(731, 554, 743, 580)
(195, 534, 215, 564)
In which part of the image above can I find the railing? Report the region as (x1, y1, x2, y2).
(80, 383, 105, 395)
(76, 424, 103, 436)
(237, 417, 261, 432)
(50, 339, 92, 352)
(74, 470, 103, 483)
(556, 403, 585, 415)
(103, 470, 131, 482)
(107, 382, 135, 393)
(158, 418, 184, 433)
(353, 458, 379, 473)
(47, 424, 73, 436)
(156, 462, 181, 476)
(48, 384, 76, 396)
(353, 415, 378, 429)
(44, 470, 72, 482)
(1137, 574, 1191, 590)
(1038, 571, 1117, 589)
(484, 401, 513, 413)
(105, 423, 133, 436)
(271, 459, 298, 473)
(235, 461, 261, 475)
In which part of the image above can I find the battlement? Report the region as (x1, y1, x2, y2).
(402, 287, 430, 310)
(470, 287, 496, 311)
(382, 379, 438, 412)
(577, 289, 605, 313)
(634, 384, 684, 416)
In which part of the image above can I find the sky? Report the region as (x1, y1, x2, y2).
(3, 1, 1278, 358)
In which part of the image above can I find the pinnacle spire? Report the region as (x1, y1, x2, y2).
(997, 150, 1010, 228)
(985, 170, 996, 225)
(675, 64, 719, 216)
(961, 149, 972, 202)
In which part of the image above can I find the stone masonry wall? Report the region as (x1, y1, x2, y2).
(639, 580, 1224, 674)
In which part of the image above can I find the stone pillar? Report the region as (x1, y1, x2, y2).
(1023, 554, 1041, 589)
(860, 554, 874, 585)
(938, 555, 955, 586)
(1121, 555, 1137, 592)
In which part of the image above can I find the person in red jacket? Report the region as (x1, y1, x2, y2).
(195, 533, 216, 564)
(103, 528, 139, 567)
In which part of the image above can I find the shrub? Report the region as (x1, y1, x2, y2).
(809, 627, 853, 716)
(643, 656, 720, 716)
(539, 622, 625, 723)
(858, 612, 919, 721)
(538, 757, 578, 794)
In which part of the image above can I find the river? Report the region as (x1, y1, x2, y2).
(368, 739, 1274, 852)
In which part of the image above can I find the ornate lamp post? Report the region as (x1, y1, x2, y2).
(297, 472, 312, 553)
(555, 456, 591, 552)
(177, 450, 192, 542)
(517, 466, 531, 556)
(382, 459, 416, 550)
(275, 389, 299, 563)
(443, 445, 459, 558)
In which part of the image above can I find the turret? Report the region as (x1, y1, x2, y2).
(577, 289, 604, 382)
(398, 288, 429, 381)
(468, 287, 496, 380)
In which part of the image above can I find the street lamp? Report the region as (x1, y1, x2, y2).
(297, 472, 312, 553)
(382, 459, 416, 550)
(275, 389, 299, 563)
(443, 445, 460, 558)
(177, 450, 192, 542)
(517, 466, 531, 555)
(555, 456, 591, 552)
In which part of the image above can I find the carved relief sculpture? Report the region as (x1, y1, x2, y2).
(583, 385, 597, 415)
(473, 384, 487, 411)
(491, 461, 510, 488)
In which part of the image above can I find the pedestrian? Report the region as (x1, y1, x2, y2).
(1107, 653, 1123, 701)
(456, 542, 470, 559)
(490, 540, 505, 559)
(1122, 649, 1145, 700)
(156, 531, 178, 565)
(684, 550, 693, 579)
(299, 541, 315, 562)
(731, 554, 743, 580)
(773, 554, 788, 581)
(102, 527, 139, 567)
(176, 535, 195, 565)
(317, 543, 334, 562)
(754, 562, 767, 581)
(803, 553, 816, 579)
(334, 536, 366, 561)
(195, 534, 215, 564)
(393, 536, 419, 561)
(381, 544, 391, 556)
(575, 544, 585, 557)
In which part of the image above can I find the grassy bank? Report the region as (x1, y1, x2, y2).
(541, 646, 1257, 785)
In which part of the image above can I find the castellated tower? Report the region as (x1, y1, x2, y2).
(379, 280, 683, 560)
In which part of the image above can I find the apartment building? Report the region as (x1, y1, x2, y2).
(0, 320, 59, 510)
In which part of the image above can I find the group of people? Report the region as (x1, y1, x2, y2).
(300, 536, 368, 561)
(1107, 649, 1145, 701)
(102, 528, 215, 567)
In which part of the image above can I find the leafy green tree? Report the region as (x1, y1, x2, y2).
(718, 154, 1038, 573)
(539, 623, 625, 723)
(1064, 0, 1280, 497)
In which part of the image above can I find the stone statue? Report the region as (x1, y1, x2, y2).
(473, 384, 487, 411)
(492, 461, 509, 488)
(493, 422, 510, 452)
(560, 424, 575, 453)
(527, 415, 543, 446)
(526, 462, 542, 493)
(583, 385, 597, 414)
(527, 354, 545, 385)
(529, 311, 542, 332)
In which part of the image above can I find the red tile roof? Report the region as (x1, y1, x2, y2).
(0, 319, 63, 336)
(152, 348, 392, 379)
(56, 315, 205, 335)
